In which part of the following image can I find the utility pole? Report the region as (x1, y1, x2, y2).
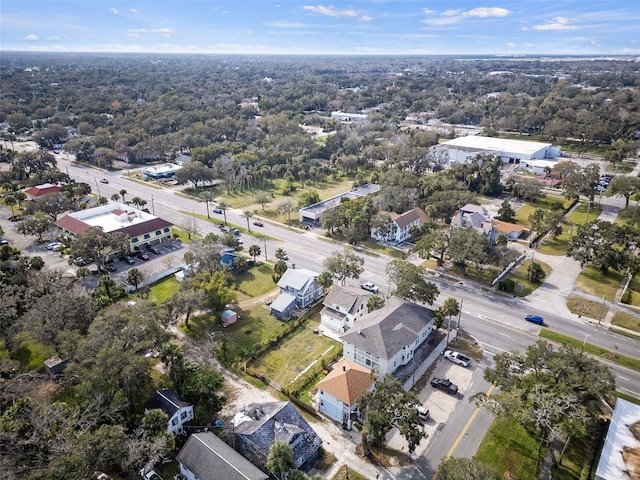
(456, 298, 463, 330)
(528, 250, 535, 283)
(263, 236, 267, 261)
(94, 177, 101, 198)
(151, 195, 155, 215)
(598, 296, 606, 326)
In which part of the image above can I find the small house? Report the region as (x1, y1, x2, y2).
(24, 183, 61, 201)
(270, 268, 323, 320)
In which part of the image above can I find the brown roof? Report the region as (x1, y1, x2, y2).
(25, 184, 61, 197)
(492, 219, 525, 233)
(55, 214, 91, 235)
(111, 209, 126, 215)
(316, 359, 373, 405)
(381, 207, 430, 229)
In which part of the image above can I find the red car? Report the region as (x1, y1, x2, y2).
(137, 252, 150, 261)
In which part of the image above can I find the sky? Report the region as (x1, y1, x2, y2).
(1, 1, 639, 56)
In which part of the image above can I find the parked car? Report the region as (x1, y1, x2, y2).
(73, 257, 91, 266)
(360, 282, 379, 293)
(213, 208, 223, 214)
(414, 404, 430, 420)
(219, 225, 228, 232)
(0, 238, 8, 245)
(524, 314, 544, 325)
(431, 377, 459, 395)
(99, 178, 109, 184)
(47, 241, 64, 250)
(443, 350, 471, 367)
(105, 264, 117, 272)
(148, 246, 161, 255)
(137, 252, 150, 261)
(124, 256, 136, 264)
(253, 221, 264, 227)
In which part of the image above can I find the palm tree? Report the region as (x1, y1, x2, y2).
(119, 189, 127, 203)
(199, 190, 215, 219)
(275, 247, 288, 260)
(110, 193, 120, 203)
(317, 271, 333, 292)
(267, 441, 294, 480)
(242, 210, 254, 232)
(131, 196, 144, 209)
(218, 201, 229, 225)
(248, 244, 261, 262)
(126, 267, 144, 292)
(441, 297, 460, 343)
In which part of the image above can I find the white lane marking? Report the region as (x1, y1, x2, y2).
(497, 332, 511, 337)
(479, 343, 508, 353)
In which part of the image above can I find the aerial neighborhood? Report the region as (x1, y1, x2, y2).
(1, 45, 640, 480)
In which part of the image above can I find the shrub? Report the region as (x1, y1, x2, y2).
(621, 289, 632, 304)
(499, 278, 515, 293)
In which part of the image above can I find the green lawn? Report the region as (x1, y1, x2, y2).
(14, 339, 56, 371)
(604, 160, 637, 174)
(575, 265, 624, 301)
(447, 263, 501, 286)
(539, 329, 640, 372)
(566, 202, 602, 226)
(149, 276, 181, 303)
(475, 417, 541, 480)
(551, 436, 592, 480)
(252, 325, 341, 388)
(611, 310, 640, 333)
(233, 262, 279, 301)
(505, 259, 552, 297)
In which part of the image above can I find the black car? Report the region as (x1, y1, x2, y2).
(431, 377, 459, 395)
(148, 246, 161, 255)
(213, 208, 223, 214)
(105, 264, 117, 272)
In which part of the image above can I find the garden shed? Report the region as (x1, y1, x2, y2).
(221, 309, 238, 325)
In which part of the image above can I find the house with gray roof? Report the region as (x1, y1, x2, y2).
(320, 285, 370, 333)
(450, 203, 493, 238)
(340, 297, 435, 376)
(270, 268, 323, 320)
(232, 402, 322, 472)
(144, 389, 193, 435)
(176, 432, 267, 480)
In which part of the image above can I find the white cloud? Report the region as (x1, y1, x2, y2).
(111, 7, 118, 14)
(303, 4, 371, 21)
(47, 36, 61, 41)
(506, 42, 516, 47)
(531, 17, 578, 31)
(23, 33, 39, 41)
(130, 8, 137, 13)
(152, 28, 174, 38)
(422, 8, 436, 15)
(464, 7, 509, 18)
(126, 28, 148, 37)
(441, 9, 461, 17)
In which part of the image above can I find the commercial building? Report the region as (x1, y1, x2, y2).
(299, 183, 381, 226)
(55, 202, 173, 249)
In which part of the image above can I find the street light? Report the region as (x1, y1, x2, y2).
(581, 333, 589, 358)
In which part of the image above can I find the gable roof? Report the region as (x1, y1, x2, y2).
(233, 402, 322, 470)
(316, 359, 373, 405)
(322, 286, 369, 315)
(145, 389, 191, 417)
(270, 292, 297, 313)
(176, 432, 267, 480)
(381, 207, 430, 229)
(340, 297, 434, 360)
(277, 268, 319, 291)
(459, 203, 489, 216)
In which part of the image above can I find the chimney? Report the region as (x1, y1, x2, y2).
(342, 364, 346, 371)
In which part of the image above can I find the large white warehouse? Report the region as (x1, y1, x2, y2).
(434, 136, 562, 168)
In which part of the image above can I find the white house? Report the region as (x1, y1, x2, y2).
(176, 432, 267, 480)
(320, 286, 370, 333)
(371, 207, 431, 244)
(340, 297, 435, 376)
(316, 359, 374, 431)
(144, 389, 194, 435)
(450, 204, 493, 238)
(595, 398, 640, 480)
(270, 268, 323, 320)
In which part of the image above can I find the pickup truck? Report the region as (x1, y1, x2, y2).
(443, 350, 471, 367)
(360, 282, 379, 293)
(431, 377, 459, 395)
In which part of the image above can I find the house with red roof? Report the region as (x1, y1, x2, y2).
(24, 183, 61, 201)
(316, 359, 374, 430)
(371, 207, 431, 244)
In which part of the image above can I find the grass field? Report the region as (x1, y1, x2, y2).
(604, 160, 637, 174)
(475, 417, 541, 480)
(566, 296, 609, 321)
(574, 265, 623, 301)
(233, 262, 279, 301)
(566, 202, 602, 226)
(149, 276, 180, 303)
(611, 310, 640, 333)
(505, 259, 552, 297)
(539, 329, 640, 372)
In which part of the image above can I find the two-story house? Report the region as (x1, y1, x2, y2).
(316, 359, 374, 430)
(450, 203, 493, 237)
(340, 297, 435, 376)
(270, 268, 323, 320)
(371, 207, 431, 244)
(144, 389, 194, 435)
(320, 286, 370, 333)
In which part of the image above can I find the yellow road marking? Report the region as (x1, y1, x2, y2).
(430, 383, 496, 480)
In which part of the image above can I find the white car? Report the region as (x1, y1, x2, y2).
(443, 350, 471, 367)
(47, 241, 64, 250)
(360, 282, 379, 293)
